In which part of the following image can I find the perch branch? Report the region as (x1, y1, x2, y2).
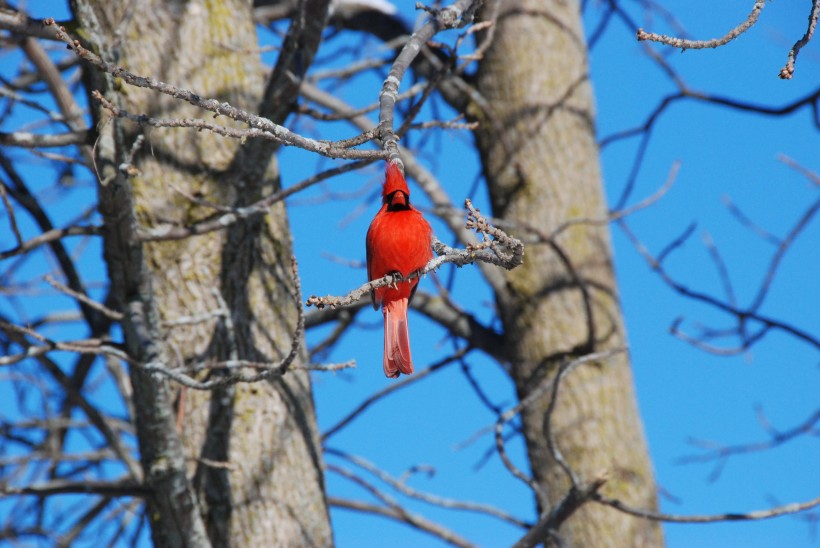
(306, 199, 523, 309)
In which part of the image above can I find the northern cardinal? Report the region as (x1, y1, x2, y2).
(366, 161, 433, 378)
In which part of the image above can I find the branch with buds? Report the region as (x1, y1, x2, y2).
(636, 0, 819, 79)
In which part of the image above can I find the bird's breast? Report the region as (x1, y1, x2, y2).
(366, 209, 432, 279)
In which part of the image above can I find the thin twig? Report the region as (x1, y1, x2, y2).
(550, 161, 680, 239)
(328, 494, 474, 548)
(637, 1, 765, 51)
(138, 257, 309, 389)
(779, 0, 820, 79)
(778, 154, 820, 186)
(595, 493, 820, 523)
(0, 130, 89, 148)
(327, 448, 529, 528)
(513, 477, 609, 548)
(91, 90, 382, 161)
(377, 0, 479, 164)
(619, 221, 820, 351)
(0, 225, 101, 260)
(1, 479, 149, 498)
(46, 20, 385, 161)
(722, 195, 780, 245)
(322, 351, 465, 440)
(138, 160, 374, 242)
(493, 349, 626, 503)
(0, 181, 23, 248)
(0, 319, 130, 366)
(677, 408, 820, 479)
(43, 275, 123, 321)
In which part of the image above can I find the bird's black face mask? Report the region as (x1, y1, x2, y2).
(386, 190, 410, 212)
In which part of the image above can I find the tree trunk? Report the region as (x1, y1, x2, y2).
(73, 0, 332, 545)
(473, 1, 663, 545)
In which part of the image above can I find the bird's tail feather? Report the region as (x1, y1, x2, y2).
(383, 298, 413, 378)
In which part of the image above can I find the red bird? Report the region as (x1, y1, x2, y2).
(366, 161, 433, 378)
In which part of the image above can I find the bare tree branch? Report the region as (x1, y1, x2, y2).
(595, 493, 820, 524)
(513, 477, 609, 548)
(45, 19, 385, 161)
(377, 0, 480, 163)
(411, 291, 505, 360)
(327, 448, 530, 528)
(779, 0, 820, 79)
(43, 275, 123, 321)
(322, 350, 466, 440)
(136, 257, 314, 389)
(678, 408, 820, 480)
(0, 130, 89, 148)
(1, 479, 148, 498)
(0, 8, 64, 40)
(0, 224, 100, 261)
(91, 90, 382, 161)
(620, 220, 820, 352)
(637, 1, 765, 52)
(137, 159, 376, 242)
(328, 493, 475, 548)
(0, 182, 23, 248)
(0, 320, 129, 366)
(0, 315, 141, 480)
(492, 349, 627, 506)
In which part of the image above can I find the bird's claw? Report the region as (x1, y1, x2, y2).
(388, 271, 404, 289)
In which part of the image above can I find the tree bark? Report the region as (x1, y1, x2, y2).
(473, 1, 663, 545)
(72, 0, 332, 545)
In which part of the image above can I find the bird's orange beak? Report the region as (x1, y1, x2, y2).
(391, 191, 407, 207)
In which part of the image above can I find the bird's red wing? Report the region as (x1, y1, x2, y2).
(365, 207, 385, 310)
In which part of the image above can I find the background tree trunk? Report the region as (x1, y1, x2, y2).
(73, 0, 332, 545)
(473, 1, 663, 545)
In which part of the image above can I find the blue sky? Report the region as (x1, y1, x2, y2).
(1, 1, 817, 546)
(302, 2, 820, 546)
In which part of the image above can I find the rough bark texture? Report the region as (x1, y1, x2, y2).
(472, 1, 663, 546)
(73, 0, 332, 545)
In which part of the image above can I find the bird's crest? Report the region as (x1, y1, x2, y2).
(383, 161, 410, 197)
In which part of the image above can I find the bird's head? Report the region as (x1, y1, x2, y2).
(383, 160, 411, 210)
